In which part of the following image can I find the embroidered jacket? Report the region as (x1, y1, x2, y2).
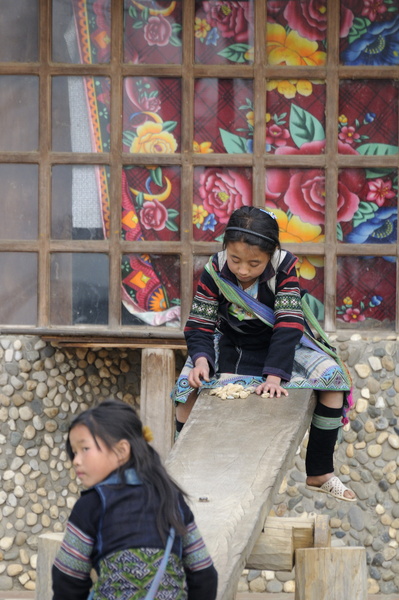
(184, 249, 304, 382)
(52, 469, 217, 600)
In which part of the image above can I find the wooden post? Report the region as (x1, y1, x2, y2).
(140, 348, 175, 461)
(295, 547, 367, 600)
(35, 533, 63, 600)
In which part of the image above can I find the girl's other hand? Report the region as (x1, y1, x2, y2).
(188, 357, 210, 388)
(255, 375, 288, 398)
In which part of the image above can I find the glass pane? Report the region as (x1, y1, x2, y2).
(340, 1, 399, 66)
(193, 255, 210, 295)
(297, 255, 325, 321)
(123, 77, 181, 153)
(338, 80, 398, 154)
(337, 256, 396, 328)
(0, 76, 38, 151)
(124, 0, 182, 64)
(267, 1, 327, 67)
(0, 0, 38, 62)
(121, 254, 180, 327)
(52, 165, 109, 240)
(0, 253, 37, 325)
(50, 253, 109, 325)
(338, 168, 397, 245)
(265, 168, 326, 234)
(0, 165, 38, 240)
(193, 167, 253, 241)
(52, 76, 111, 152)
(194, 0, 254, 65)
(53, 0, 111, 63)
(122, 166, 180, 241)
(266, 80, 325, 154)
(194, 79, 253, 154)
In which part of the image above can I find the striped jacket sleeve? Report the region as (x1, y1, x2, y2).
(182, 519, 218, 600)
(262, 260, 304, 381)
(184, 265, 220, 374)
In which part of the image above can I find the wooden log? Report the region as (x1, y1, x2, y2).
(140, 348, 175, 461)
(295, 547, 367, 600)
(246, 517, 314, 571)
(166, 388, 316, 600)
(313, 514, 331, 548)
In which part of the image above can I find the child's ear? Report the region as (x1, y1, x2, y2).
(115, 439, 130, 464)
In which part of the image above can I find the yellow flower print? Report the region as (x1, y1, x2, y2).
(267, 78, 315, 99)
(244, 47, 254, 61)
(195, 17, 210, 39)
(339, 114, 348, 124)
(246, 111, 254, 127)
(343, 296, 353, 306)
(269, 208, 324, 280)
(193, 204, 209, 225)
(130, 121, 177, 154)
(267, 23, 326, 67)
(149, 288, 168, 312)
(193, 140, 214, 153)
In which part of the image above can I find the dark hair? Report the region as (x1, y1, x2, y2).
(66, 399, 187, 541)
(223, 206, 281, 255)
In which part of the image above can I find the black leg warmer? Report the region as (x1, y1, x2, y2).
(305, 402, 343, 477)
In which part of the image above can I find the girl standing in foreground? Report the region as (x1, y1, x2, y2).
(172, 206, 356, 502)
(52, 400, 218, 600)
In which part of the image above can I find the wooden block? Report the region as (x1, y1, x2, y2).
(246, 517, 314, 571)
(140, 348, 175, 461)
(295, 547, 367, 600)
(313, 514, 331, 548)
(166, 388, 316, 600)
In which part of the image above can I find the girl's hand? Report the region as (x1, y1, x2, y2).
(188, 357, 210, 388)
(256, 375, 288, 398)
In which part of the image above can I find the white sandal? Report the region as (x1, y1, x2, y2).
(306, 475, 356, 502)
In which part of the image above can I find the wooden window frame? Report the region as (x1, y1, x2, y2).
(0, 0, 398, 339)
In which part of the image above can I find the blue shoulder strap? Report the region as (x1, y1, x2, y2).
(144, 527, 175, 600)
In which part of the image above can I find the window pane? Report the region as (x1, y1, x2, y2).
(50, 253, 109, 325)
(297, 255, 325, 322)
(340, 1, 399, 66)
(121, 254, 180, 327)
(122, 166, 181, 241)
(265, 168, 326, 235)
(0, 253, 37, 325)
(0, 0, 38, 62)
(193, 167, 253, 241)
(123, 77, 181, 153)
(124, 0, 182, 64)
(0, 165, 38, 240)
(53, 0, 111, 63)
(266, 80, 325, 154)
(194, 79, 253, 154)
(193, 255, 210, 295)
(0, 76, 38, 151)
(338, 169, 397, 245)
(194, 0, 254, 65)
(339, 80, 398, 154)
(52, 76, 111, 153)
(52, 165, 109, 240)
(337, 256, 396, 328)
(267, 1, 327, 66)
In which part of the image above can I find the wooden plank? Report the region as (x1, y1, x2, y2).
(313, 514, 331, 548)
(295, 547, 367, 600)
(166, 388, 316, 600)
(140, 348, 176, 461)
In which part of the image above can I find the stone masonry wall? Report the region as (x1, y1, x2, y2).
(0, 334, 398, 595)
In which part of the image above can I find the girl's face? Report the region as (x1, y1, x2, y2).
(226, 241, 270, 289)
(69, 424, 124, 488)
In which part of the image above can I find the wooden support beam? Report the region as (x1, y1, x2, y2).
(140, 348, 175, 461)
(165, 388, 316, 600)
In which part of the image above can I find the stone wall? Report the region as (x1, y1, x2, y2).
(0, 333, 399, 595)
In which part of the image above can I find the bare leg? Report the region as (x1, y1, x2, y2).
(306, 391, 356, 501)
(175, 390, 198, 424)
